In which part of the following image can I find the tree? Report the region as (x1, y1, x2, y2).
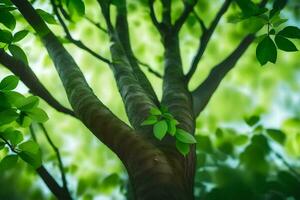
(0, 0, 299, 199)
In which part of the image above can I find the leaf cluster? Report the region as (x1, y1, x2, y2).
(0, 75, 48, 171)
(142, 106, 196, 156)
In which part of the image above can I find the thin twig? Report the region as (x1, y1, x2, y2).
(148, 0, 162, 31)
(174, 1, 197, 33)
(84, 16, 108, 34)
(50, 0, 111, 65)
(137, 59, 162, 78)
(185, 0, 232, 81)
(38, 123, 69, 192)
(274, 151, 300, 180)
(192, 10, 206, 31)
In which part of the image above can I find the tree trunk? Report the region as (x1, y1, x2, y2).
(121, 133, 196, 200)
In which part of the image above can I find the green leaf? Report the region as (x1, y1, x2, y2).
(272, 0, 287, 11)
(16, 96, 39, 111)
(266, 129, 286, 144)
(0, 154, 18, 171)
(1, 129, 23, 146)
(8, 44, 28, 65)
(0, 10, 15, 30)
(218, 141, 234, 155)
(16, 114, 32, 127)
(275, 35, 298, 52)
(26, 107, 49, 123)
(100, 173, 121, 193)
(13, 30, 29, 42)
(162, 113, 174, 120)
(269, 29, 276, 35)
(0, 29, 13, 43)
(197, 152, 206, 167)
(141, 115, 158, 126)
(196, 135, 213, 153)
(176, 129, 196, 144)
(36, 9, 57, 24)
(153, 120, 168, 140)
(215, 128, 224, 138)
(233, 135, 248, 146)
(0, 92, 10, 109)
(0, 75, 19, 91)
(149, 107, 162, 115)
(167, 119, 177, 136)
(235, 0, 260, 17)
(0, 108, 18, 125)
(277, 26, 300, 39)
(0, 0, 13, 6)
(67, 0, 85, 19)
(0, 141, 6, 150)
(3, 91, 25, 106)
(0, 5, 16, 12)
(245, 115, 260, 126)
(18, 140, 42, 169)
(176, 140, 190, 156)
(256, 36, 277, 65)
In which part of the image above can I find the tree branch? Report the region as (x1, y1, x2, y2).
(192, 35, 255, 116)
(173, 1, 198, 33)
(0, 48, 75, 117)
(36, 166, 72, 200)
(97, 0, 159, 129)
(185, 0, 232, 81)
(193, 10, 206, 31)
(191, 0, 269, 116)
(50, 0, 111, 65)
(114, 0, 159, 104)
(1, 133, 71, 200)
(148, 0, 163, 31)
(11, 0, 142, 162)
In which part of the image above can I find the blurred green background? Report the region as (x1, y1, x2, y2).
(1, 0, 300, 199)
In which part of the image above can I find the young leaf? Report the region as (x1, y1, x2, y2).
(167, 119, 177, 136)
(153, 120, 168, 140)
(196, 135, 213, 153)
(0, 142, 5, 150)
(256, 36, 277, 65)
(149, 107, 162, 115)
(0, 154, 18, 171)
(0, 29, 13, 43)
(18, 140, 42, 169)
(16, 96, 39, 111)
(3, 91, 25, 106)
(13, 30, 29, 42)
(68, 0, 85, 19)
(176, 140, 190, 156)
(175, 129, 196, 144)
(234, 135, 249, 146)
(0, 108, 19, 125)
(0, 10, 16, 30)
(16, 114, 32, 127)
(8, 44, 28, 65)
(1, 129, 23, 146)
(277, 26, 300, 39)
(266, 129, 286, 144)
(0, 75, 19, 91)
(26, 107, 49, 123)
(36, 9, 57, 24)
(275, 35, 298, 52)
(141, 115, 158, 126)
(245, 115, 260, 127)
